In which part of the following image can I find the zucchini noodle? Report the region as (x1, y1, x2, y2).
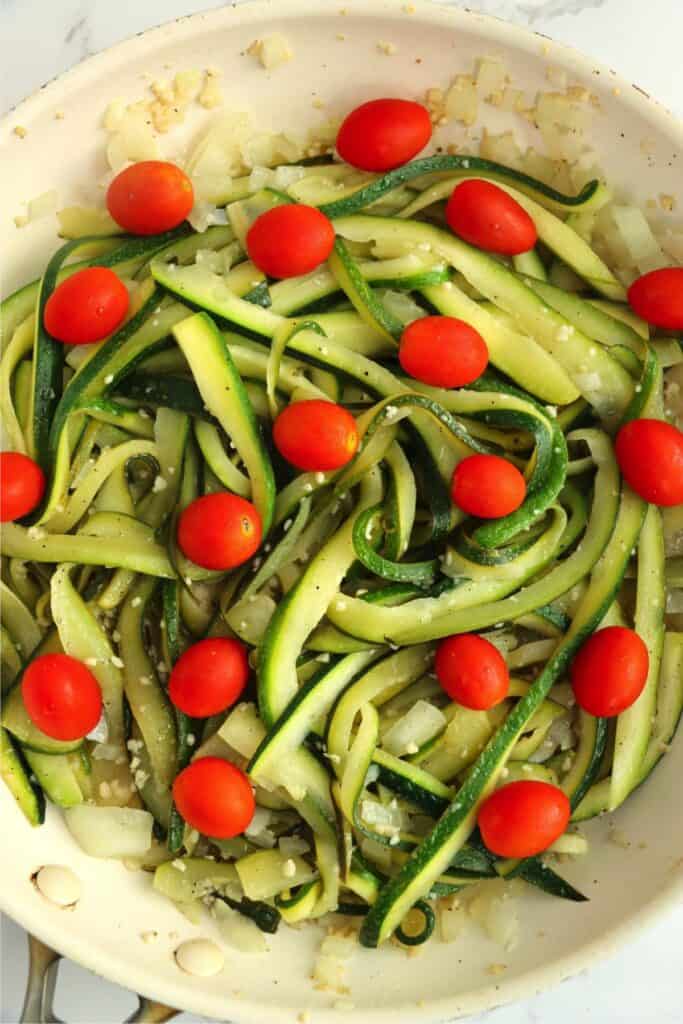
(0, 141, 679, 960)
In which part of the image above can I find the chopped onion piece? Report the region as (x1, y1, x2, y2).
(445, 75, 478, 126)
(378, 289, 427, 326)
(475, 58, 507, 100)
(468, 880, 519, 951)
(64, 805, 153, 859)
(86, 713, 109, 743)
(187, 201, 228, 234)
(383, 700, 446, 757)
(359, 798, 402, 834)
(219, 703, 266, 759)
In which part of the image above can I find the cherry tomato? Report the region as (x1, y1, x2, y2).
(273, 400, 359, 472)
(43, 267, 129, 346)
(169, 638, 249, 718)
(451, 454, 526, 519)
(399, 316, 488, 388)
(0, 452, 45, 522)
(22, 653, 102, 741)
(570, 626, 649, 717)
(177, 493, 262, 571)
(246, 205, 335, 279)
(615, 418, 683, 507)
(628, 267, 683, 330)
(435, 634, 509, 710)
(478, 780, 571, 858)
(336, 98, 432, 172)
(172, 757, 255, 838)
(446, 179, 537, 256)
(106, 160, 194, 235)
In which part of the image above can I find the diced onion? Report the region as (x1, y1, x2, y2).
(445, 75, 478, 126)
(187, 201, 228, 234)
(219, 702, 266, 759)
(359, 798, 402, 834)
(468, 880, 519, 951)
(383, 700, 446, 757)
(377, 289, 427, 326)
(251, 34, 294, 70)
(106, 106, 161, 171)
(244, 807, 277, 849)
(475, 58, 507, 100)
(64, 805, 153, 859)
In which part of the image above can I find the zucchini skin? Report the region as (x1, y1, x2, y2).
(359, 486, 646, 946)
(319, 155, 603, 219)
(0, 727, 45, 826)
(27, 229, 190, 482)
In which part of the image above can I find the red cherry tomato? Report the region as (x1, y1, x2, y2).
(435, 634, 509, 710)
(43, 267, 129, 345)
(22, 653, 102, 741)
(615, 418, 683, 507)
(106, 160, 194, 235)
(478, 780, 570, 858)
(336, 98, 432, 172)
(570, 626, 649, 717)
(446, 179, 537, 256)
(169, 638, 249, 718)
(172, 757, 255, 838)
(273, 400, 359, 472)
(0, 452, 45, 522)
(399, 316, 489, 388)
(177, 493, 262, 571)
(451, 454, 526, 519)
(628, 268, 683, 330)
(246, 205, 335, 279)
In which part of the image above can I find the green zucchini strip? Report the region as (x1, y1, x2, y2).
(421, 280, 579, 405)
(397, 177, 623, 299)
(360, 484, 645, 946)
(0, 314, 35, 454)
(333, 216, 634, 423)
(327, 430, 615, 644)
(328, 238, 404, 343)
(318, 155, 606, 219)
(172, 312, 276, 535)
(610, 505, 665, 809)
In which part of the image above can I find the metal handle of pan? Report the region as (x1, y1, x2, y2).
(20, 933, 179, 1024)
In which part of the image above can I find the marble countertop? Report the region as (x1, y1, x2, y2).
(1, 1, 682, 1022)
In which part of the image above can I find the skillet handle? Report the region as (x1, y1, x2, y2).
(20, 933, 178, 1024)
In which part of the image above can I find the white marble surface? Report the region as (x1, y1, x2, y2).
(1, 1, 682, 1022)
